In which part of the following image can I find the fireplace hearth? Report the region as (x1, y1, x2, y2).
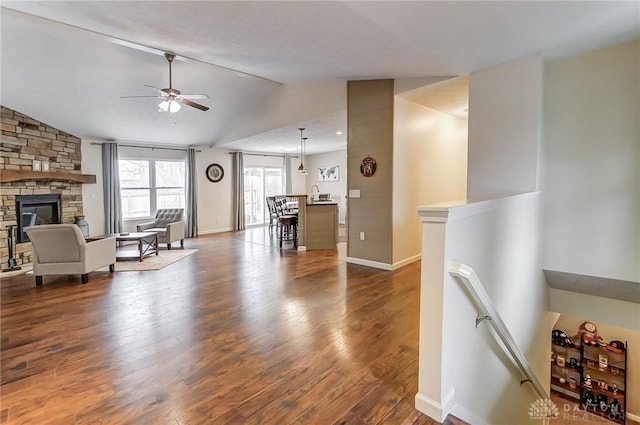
(15, 194, 61, 243)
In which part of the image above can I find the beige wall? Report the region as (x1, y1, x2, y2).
(392, 97, 467, 265)
(347, 80, 394, 264)
(543, 40, 640, 282)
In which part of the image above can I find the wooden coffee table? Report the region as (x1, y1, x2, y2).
(87, 232, 158, 262)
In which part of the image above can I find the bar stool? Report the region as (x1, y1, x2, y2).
(278, 215, 298, 249)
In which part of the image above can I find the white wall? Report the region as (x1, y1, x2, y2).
(553, 313, 639, 416)
(543, 40, 640, 282)
(80, 143, 309, 236)
(81, 140, 105, 236)
(305, 150, 347, 222)
(416, 54, 549, 425)
(392, 97, 467, 265)
(289, 155, 306, 195)
(80, 142, 235, 236)
(197, 148, 234, 234)
(243, 154, 284, 168)
(467, 55, 543, 199)
(416, 193, 553, 425)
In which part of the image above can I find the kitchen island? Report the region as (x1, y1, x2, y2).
(305, 201, 338, 250)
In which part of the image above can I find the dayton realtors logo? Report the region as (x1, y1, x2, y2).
(528, 398, 559, 420)
(529, 398, 625, 422)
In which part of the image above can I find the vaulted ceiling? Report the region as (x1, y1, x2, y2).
(1, 2, 638, 154)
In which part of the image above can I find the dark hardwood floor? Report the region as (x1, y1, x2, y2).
(1, 228, 461, 425)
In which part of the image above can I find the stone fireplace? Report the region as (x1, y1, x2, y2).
(1, 106, 90, 268)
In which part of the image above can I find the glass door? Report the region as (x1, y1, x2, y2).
(244, 166, 283, 227)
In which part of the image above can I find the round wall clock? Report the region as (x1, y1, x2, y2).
(206, 163, 224, 182)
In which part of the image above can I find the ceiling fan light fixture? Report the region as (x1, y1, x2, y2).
(125, 51, 209, 112)
(168, 99, 181, 113)
(158, 98, 182, 113)
(158, 99, 169, 112)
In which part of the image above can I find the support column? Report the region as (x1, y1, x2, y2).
(414, 206, 455, 422)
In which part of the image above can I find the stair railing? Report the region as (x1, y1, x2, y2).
(448, 261, 549, 402)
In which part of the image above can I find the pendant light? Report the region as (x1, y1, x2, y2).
(298, 128, 308, 175)
(300, 138, 309, 175)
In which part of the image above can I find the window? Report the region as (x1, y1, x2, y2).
(120, 159, 185, 219)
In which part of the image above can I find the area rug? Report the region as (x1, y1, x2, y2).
(112, 249, 198, 272)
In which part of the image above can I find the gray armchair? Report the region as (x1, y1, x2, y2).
(136, 208, 185, 249)
(25, 224, 116, 286)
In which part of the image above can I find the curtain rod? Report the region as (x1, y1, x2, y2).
(228, 152, 298, 159)
(90, 142, 201, 152)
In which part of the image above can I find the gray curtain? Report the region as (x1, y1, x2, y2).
(284, 154, 292, 195)
(232, 152, 245, 231)
(102, 142, 122, 233)
(185, 148, 198, 238)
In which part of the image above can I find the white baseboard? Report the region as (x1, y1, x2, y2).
(451, 404, 488, 425)
(346, 257, 392, 270)
(626, 412, 640, 423)
(415, 388, 455, 423)
(198, 227, 233, 235)
(392, 254, 421, 270)
(345, 254, 421, 271)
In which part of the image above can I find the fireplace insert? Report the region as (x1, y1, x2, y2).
(15, 194, 61, 243)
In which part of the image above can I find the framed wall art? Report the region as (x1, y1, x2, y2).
(360, 156, 377, 177)
(318, 165, 339, 182)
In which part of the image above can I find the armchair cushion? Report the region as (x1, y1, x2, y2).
(137, 221, 156, 231)
(25, 224, 116, 285)
(155, 209, 184, 227)
(136, 208, 185, 249)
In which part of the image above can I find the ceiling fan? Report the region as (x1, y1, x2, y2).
(121, 52, 210, 112)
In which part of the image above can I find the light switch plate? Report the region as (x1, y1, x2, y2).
(349, 189, 360, 198)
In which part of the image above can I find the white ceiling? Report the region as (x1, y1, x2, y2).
(1, 2, 639, 154)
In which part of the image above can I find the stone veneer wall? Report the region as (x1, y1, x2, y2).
(0, 106, 84, 268)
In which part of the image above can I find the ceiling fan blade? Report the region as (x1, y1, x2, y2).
(120, 95, 163, 99)
(179, 98, 209, 111)
(180, 94, 210, 100)
(143, 85, 166, 95)
(123, 56, 210, 111)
